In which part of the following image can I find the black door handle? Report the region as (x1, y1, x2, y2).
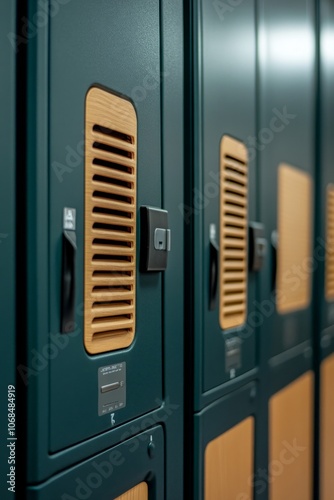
(61, 230, 77, 333)
(209, 238, 219, 311)
(271, 230, 278, 292)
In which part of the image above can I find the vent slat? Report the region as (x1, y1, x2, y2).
(92, 227, 135, 241)
(326, 186, 334, 300)
(92, 211, 135, 227)
(223, 205, 247, 218)
(223, 249, 247, 259)
(92, 244, 134, 255)
(222, 226, 245, 238)
(223, 215, 247, 228)
(220, 136, 248, 330)
(223, 282, 246, 293)
(85, 88, 137, 354)
(225, 169, 248, 185)
(92, 180, 134, 197)
(92, 303, 133, 314)
(223, 192, 247, 207)
(89, 147, 135, 170)
(91, 289, 134, 300)
(92, 164, 135, 182)
(223, 293, 246, 304)
(91, 317, 134, 330)
(223, 304, 246, 314)
(92, 131, 135, 155)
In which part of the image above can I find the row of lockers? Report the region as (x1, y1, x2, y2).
(0, 0, 334, 498)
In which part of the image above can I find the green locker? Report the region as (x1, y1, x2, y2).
(20, 1, 184, 497)
(188, 0, 258, 411)
(257, 0, 316, 362)
(256, 1, 316, 498)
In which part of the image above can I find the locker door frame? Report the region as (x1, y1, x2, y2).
(314, 1, 334, 498)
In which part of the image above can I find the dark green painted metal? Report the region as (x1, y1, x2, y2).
(160, 0, 184, 498)
(255, 2, 317, 498)
(191, 0, 258, 412)
(194, 382, 257, 500)
(314, 1, 334, 499)
(257, 0, 316, 363)
(27, 426, 164, 499)
(0, 3, 17, 500)
(48, 0, 162, 452)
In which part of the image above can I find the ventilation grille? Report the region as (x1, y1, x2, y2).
(276, 164, 312, 314)
(219, 136, 248, 330)
(85, 87, 137, 354)
(325, 185, 334, 301)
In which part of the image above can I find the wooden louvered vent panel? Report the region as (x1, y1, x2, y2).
(276, 164, 312, 313)
(84, 87, 137, 355)
(219, 136, 248, 330)
(325, 185, 334, 301)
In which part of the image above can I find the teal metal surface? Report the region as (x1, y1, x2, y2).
(48, 0, 162, 453)
(160, 0, 185, 497)
(257, 0, 316, 362)
(0, 3, 17, 500)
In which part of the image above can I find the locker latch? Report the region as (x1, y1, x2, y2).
(248, 222, 267, 272)
(154, 228, 171, 251)
(140, 206, 171, 271)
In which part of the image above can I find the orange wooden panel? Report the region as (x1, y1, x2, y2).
(205, 417, 254, 500)
(276, 164, 313, 314)
(219, 135, 248, 330)
(320, 354, 334, 500)
(325, 185, 334, 300)
(113, 482, 148, 500)
(269, 372, 313, 500)
(85, 87, 137, 354)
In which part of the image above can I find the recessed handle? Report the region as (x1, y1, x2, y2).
(271, 230, 278, 291)
(209, 224, 219, 310)
(61, 230, 77, 333)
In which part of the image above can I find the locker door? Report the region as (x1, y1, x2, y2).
(193, 383, 257, 500)
(257, 0, 316, 359)
(47, 0, 163, 452)
(269, 372, 313, 500)
(205, 417, 254, 500)
(25, 0, 167, 471)
(190, 0, 257, 410)
(27, 426, 164, 499)
(320, 355, 334, 500)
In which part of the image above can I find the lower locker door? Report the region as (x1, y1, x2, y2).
(269, 371, 313, 500)
(27, 426, 164, 500)
(320, 354, 334, 500)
